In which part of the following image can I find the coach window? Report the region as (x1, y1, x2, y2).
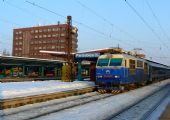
(137, 60, 143, 68)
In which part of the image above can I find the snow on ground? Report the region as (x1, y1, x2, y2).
(0, 80, 95, 99)
(146, 92, 170, 120)
(34, 79, 170, 120)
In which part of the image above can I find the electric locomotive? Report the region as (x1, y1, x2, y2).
(96, 53, 170, 92)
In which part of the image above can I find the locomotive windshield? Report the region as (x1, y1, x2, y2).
(97, 58, 109, 66)
(109, 58, 123, 66)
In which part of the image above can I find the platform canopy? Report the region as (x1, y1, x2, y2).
(0, 55, 65, 66)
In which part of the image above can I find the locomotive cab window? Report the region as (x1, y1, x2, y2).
(97, 58, 109, 66)
(109, 58, 123, 66)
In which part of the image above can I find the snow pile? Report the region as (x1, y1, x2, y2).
(0, 80, 95, 99)
(34, 79, 170, 120)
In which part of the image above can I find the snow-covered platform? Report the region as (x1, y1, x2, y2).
(0, 80, 95, 100)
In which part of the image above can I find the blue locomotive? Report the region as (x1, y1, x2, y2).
(96, 53, 170, 92)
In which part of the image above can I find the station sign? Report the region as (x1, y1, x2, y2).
(75, 53, 100, 58)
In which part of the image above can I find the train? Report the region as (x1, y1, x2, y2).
(96, 53, 170, 92)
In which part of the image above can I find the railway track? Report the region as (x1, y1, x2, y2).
(0, 86, 96, 110)
(1, 92, 113, 120)
(108, 84, 170, 120)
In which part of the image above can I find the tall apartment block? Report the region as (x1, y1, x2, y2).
(12, 24, 78, 60)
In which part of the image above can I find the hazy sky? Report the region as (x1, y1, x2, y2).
(0, 0, 170, 65)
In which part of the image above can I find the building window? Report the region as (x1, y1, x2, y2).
(52, 45, 55, 49)
(43, 34, 47, 38)
(52, 40, 57, 43)
(60, 39, 65, 43)
(39, 35, 42, 38)
(61, 28, 65, 31)
(30, 41, 34, 44)
(56, 34, 59, 37)
(61, 46, 65, 48)
(61, 33, 65, 37)
(34, 47, 38, 50)
(39, 29, 42, 32)
(48, 28, 51, 32)
(35, 30, 38, 33)
(43, 29, 47, 32)
(35, 41, 38, 44)
(34, 35, 38, 38)
(52, 34, 56, 37)
(31, 30, 34, 33)
(48, 34, 51, 37)
(43, 46, 46, 49)
(19, 41, 22, 45)
(52, 28, 57, 31)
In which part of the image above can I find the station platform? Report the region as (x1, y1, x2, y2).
(160, 103, 170, 120)
(0, 80, 95, 109)
(0, 77, 60, 82)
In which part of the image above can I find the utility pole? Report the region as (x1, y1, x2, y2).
(66, 16, 72, 66)
(64, 16, 73, 82)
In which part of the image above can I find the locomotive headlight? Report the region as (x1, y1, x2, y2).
(97, 75, 103, 78)
(114, 75, 120, 78)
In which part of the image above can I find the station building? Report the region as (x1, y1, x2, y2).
(12, 23, 78, 60)
(0, 55, 63, 80)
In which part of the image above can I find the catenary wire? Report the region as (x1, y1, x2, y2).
(145, 0, 170, 43)
(124, 0, 169, 59)
(25, 0, 136, 48)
